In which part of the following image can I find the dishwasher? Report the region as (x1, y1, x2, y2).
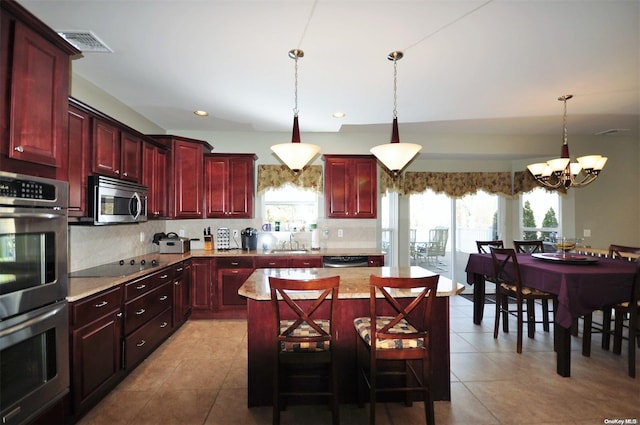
(322, 255, 369, 268)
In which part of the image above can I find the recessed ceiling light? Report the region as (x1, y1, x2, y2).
(194, 110, 209, 117)
(332, 112, 346, 118)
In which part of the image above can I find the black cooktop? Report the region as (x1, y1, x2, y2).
(69, 258, 161, 278)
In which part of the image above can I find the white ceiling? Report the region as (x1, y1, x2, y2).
(20, 0, 640, 138)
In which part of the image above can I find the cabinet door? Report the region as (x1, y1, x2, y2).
(172, 139, 203, 218)
(290, 256, 323, 268)
(217, 268, 252, 310)
(191, 258, 212, 311)
(120, 131, 141, 182)
(71, 311, 123, 414)
(67, 105, 90, 217)
(227, 156, 254, 217)
(92, 119, 120, 177)
(204, 156, 227, 217)
(173, 261, 191, 327)
(8, 21, 68, 168)
(351, 157, 377, 218)
(324, 157, 350, 217)
(142, 142, 168, 218)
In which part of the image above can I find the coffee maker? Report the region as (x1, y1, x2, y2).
(241, 227, 258, 251)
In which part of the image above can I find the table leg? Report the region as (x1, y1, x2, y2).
(555, 322, 571, 377)
(472, 273, 485, 325)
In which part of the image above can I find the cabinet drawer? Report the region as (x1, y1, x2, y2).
(216, 256, 254, 269)
(255, 256, 289, 268)
(124, 282, 173, 334)
(125, 308, 172, 370)
(173, 262, 186, 278)
(290, 256, 323, 268)
(124, 266, 174, 300)
(71, 286, 122, 327)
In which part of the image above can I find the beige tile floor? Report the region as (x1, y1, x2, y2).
(77, 296, 639, 425)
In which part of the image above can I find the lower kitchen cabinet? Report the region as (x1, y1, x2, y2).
(125, 308, 172, 369)
(216, 257, 254, 318)
(69, 286, 124, 418)
(173, 260, 192, 327)
(190, 257, 214, 317)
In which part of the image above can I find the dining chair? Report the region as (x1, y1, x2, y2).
(582, 244, 640, 357)
(512, 240, 552, 333)
(476, 240, 504, 253)
(611, 257, 640, 377)
(513, 240, 544, 254)
(490, 247, 558, 353)
(423, 227, 448, 268)
(353, 274, 439, 425)
(269, 275, 340, 425)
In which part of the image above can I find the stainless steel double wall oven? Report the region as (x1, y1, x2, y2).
(0, 171, 70, 425)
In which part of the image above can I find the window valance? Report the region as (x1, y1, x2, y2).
(381, 171, 515, 198)
(257, 165, 323, 194)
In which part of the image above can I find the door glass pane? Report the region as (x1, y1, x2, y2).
(409, 190, 452, 279)
(521, 187, 560, 243)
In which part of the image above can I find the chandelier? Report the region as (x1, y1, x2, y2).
(370, 51, 422, 176)
(270, 49, 320, 173)
(527, 95, 607, 189)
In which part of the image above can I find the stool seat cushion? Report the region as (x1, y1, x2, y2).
(354, 316, 423, 349)
(280, 319, 331, 352)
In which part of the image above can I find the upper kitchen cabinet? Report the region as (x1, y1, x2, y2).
(0, 0, 80, 179)
(142, 140, 169, 219)
(150, 135, 212, 219)
(323, 154, 377, 219)
(92, 119, 142, 182)
(67, 100, 91, 217)
(204, 153, 256, 218)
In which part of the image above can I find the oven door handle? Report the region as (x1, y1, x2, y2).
(0, 303, 66, 339)
(0, 210, 63, 219)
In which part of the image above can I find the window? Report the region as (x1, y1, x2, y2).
(520, 187, 560, 241)
(262, 185, 319, 230)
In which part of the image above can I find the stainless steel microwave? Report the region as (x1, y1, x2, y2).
(88, 175, 147, 225)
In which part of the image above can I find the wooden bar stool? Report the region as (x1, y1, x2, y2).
(354, 274, 439, 425)
(269, 275, 340, 425)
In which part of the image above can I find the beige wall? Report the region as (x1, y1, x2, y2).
(68, 73, 640, 270)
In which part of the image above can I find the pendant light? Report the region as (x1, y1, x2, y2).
(370, 51, 422, 176)
(271, 49, 320, 173)
(527, 95, 607, 189)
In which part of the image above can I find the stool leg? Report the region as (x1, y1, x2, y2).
(582, 313, 592, 356)
(542, 299, 550, 332)
(602, 308, 612, 350)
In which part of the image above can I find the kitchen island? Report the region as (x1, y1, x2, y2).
(238, 266, 464, 406)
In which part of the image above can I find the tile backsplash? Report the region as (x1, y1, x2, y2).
(69, 219, 378, 271)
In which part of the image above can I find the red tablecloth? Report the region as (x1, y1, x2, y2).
(465, 253, 636, 329)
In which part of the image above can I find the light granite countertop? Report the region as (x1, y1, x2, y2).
(238, 266, 464, 301)
(67, 249, 385, 302)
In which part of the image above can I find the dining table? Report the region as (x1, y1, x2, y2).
(465, 252, 636, 377)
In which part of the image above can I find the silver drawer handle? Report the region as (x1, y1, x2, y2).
(174, 281, 180, 285)
(136, 340, 146, 347)
(231, 262, 239, 266)
(14, 146, 24, 153)
(94, 301, 108, 308)
(159, 295, 168, 301)
(136, 308, 146, 315)
(136, 284, 146, 290)
(160, 274, 168, 279)
(123, 172, 128, 177)
(160, 322, 168, 328)
(176, 267, 183, 272)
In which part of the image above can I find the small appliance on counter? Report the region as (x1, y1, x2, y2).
(241, 227, 258, 251)
(153, 232, 191, 254)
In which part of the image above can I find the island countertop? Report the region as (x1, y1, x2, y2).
(238, 266, 464, 301)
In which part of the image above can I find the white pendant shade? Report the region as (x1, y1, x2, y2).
(271, 142, 320, 172)
(370, 142, 422, 174)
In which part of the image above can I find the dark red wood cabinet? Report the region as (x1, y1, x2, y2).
(67, 103, 91, 217)
(0, 0, 79, 179)
(204, 153, 256, 218)
(92, 122, 142, 182)
(323, 155, 377, 218)
(190, 257, 214, 316)
(142, 141, 169, 219)
(151, 135, 212, 219)
(69, 286, 124, 418)
(173, 261, 192, 328)
(215, 256, 254, 316)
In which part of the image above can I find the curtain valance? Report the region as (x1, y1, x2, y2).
(256, 165, 323, 194)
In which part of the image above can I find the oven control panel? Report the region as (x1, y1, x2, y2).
(0, 175, 56, 200)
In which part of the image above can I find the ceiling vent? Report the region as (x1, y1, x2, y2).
(57, 31, 113, 53)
